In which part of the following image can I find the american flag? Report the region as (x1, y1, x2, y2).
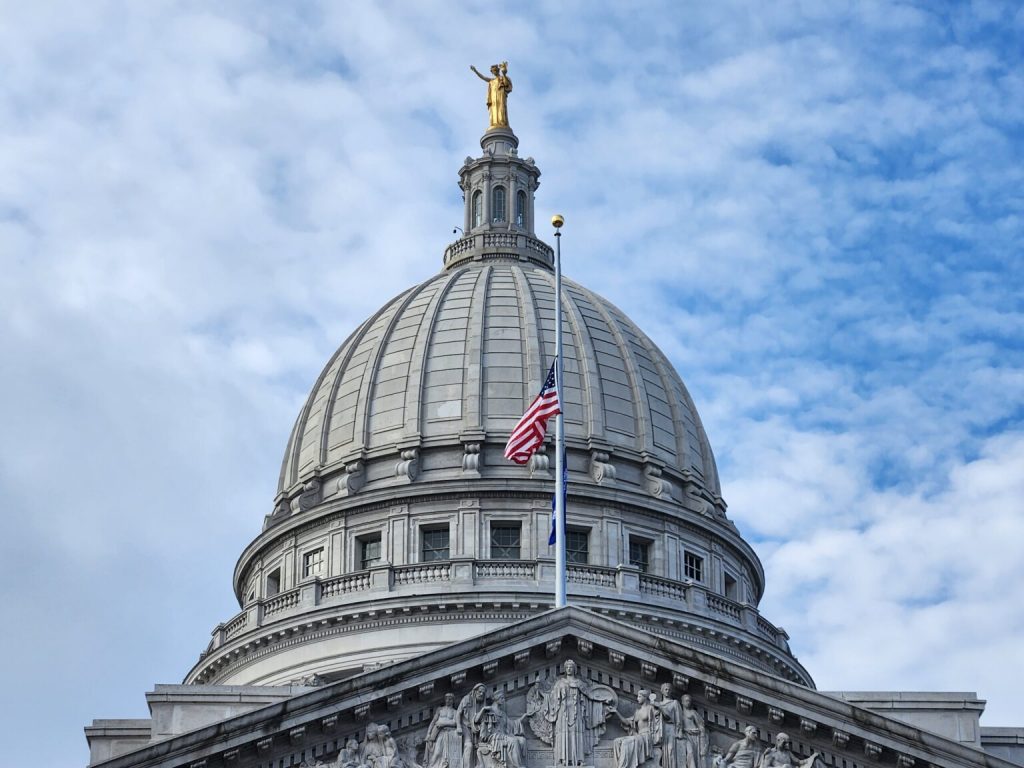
(504, 362, 561, 465)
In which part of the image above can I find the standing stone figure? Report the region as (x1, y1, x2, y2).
(458, 683, 489, 768)
(613, 689, 664, 768)
(470, 62, 513, 129)
(678, 695, 708, 768)
(716, 727, 761, 768)
(426, 693, 463, 768)
(528, 659, 617, 765)
(656, 685, 685, 768)
(760, 733, 819, 768)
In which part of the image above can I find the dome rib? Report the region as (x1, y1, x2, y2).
(314, 291, 410, 473)
(400, 270, 462, 439)
(283, 308, 383, 491)
(357, 279, 437, 451)
(511, 265, 544, 401)
(531, 271, 605, 442)
(573, 282, 656, 457)
(459, 265, 490, 432)
(634, 327, 689, 468)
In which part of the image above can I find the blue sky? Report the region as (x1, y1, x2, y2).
(1, 2, 1022, 766)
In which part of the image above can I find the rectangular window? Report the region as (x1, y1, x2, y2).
(684, 552, 703, 582)
(724, 572, 739, 600)
(421, 527, 450, 562)
(490, 523, 522, 559)
(266, 568, 281, 597)
(628, 538, 650, 573)
(565, 529, 589, 564)
(359, 535, 382, 570)
(302, 547, 324, 578)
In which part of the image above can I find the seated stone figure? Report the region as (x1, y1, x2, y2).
(613, 689, 663, 768)
(475, 691, 526, 768)
(760, 734, 819, 768)
(339, 739, 362, 768)
(715, 726, 761, 768)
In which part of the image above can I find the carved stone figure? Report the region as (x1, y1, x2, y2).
(475, 691, 526, 768)
(613, 689, 663, 768)
(470, 62, 513, 129)
(339, 738, 362, 768)
(678, 695, 708, 768)
(457, 683, 489, 768)
(528, 660, 617, 765)
(380, 725, 402, 768)
(426, 693, 463, 768)
(716, 726, 761, 768)
(759, 734, 819, 768)
(656, 684, 685, 768)
(362, 724, 387, 768)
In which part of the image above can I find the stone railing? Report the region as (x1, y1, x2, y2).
(321, 571, 372, 599)
(210, 559, 788, 652)
(639, 573, 687, 601)
(394, 562, 451, 585)
(262, 588, 301, 618)
(443, 233, 554, 268)
(567, 564, 617, 588)
(223, 611, 249, 641)
(706, 593, 742, 621)
(475, 560, 536, 580)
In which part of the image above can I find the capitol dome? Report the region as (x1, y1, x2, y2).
(185, 126, 811, 689)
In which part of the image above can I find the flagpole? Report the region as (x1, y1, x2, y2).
(552, 214, 567, 609)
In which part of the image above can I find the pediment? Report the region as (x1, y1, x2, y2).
(98, 608, 1006, 768)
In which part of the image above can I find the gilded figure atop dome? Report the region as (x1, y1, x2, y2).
(471, 61, 513, 129)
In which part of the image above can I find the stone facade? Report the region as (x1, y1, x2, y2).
(86, 610, 1024, 768)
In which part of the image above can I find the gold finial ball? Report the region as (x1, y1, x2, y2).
(551, 214, 565, 229)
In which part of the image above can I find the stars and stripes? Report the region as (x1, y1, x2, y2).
(504, 362, 561, 465)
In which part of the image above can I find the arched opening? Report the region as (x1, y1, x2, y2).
(472, 190, 483, 228)
(516, 190, 527, 227)
(492, 186, 506, 223)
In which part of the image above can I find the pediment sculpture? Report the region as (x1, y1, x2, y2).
(526, 659, 619, 765)
(303, 658, 826, 768)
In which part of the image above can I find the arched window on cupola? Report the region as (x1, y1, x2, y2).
(516, 190, 527, 227)
(492, 186, 507, 223)
(472, 190, 483, 228)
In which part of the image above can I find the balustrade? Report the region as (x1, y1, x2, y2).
(321, 572, 372, 599)
(706, 592, 742, 620)
(566, 564, 617, 587)
(223, 611, 248, 641)
(475, 560, 537, 579)
(444, 234, 553, 266)
(394, 562, 451, 585)
(263, 588, 301, 618)
(639, 573, 687, 601)
(213, 560, 784, 651)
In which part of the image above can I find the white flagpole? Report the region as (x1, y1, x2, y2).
(552, 214, 567, 609)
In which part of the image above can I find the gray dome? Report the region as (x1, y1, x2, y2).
(278, 260, 720, 503)
(185, 127, 811, 690)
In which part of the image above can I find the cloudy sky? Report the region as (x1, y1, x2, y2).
(2, 1, 1022, 765)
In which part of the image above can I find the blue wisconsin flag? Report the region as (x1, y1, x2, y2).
(549, 450, 567, 545)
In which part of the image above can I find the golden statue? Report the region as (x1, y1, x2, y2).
(471, 61, 513, 129)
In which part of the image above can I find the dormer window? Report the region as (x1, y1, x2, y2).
(472, 191, 483, 228)
(516, 190, 527, 227)
(492, 186, 506, 223)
